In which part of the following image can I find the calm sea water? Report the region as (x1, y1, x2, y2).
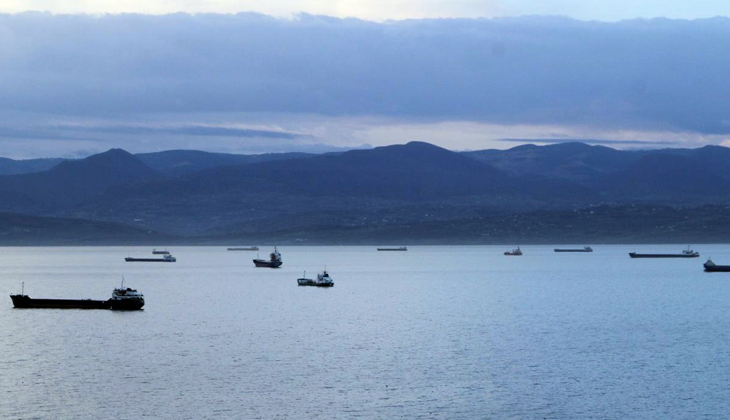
(1, 245, 730, 419)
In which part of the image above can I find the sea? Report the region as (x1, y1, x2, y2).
(1, 245, 729, 419)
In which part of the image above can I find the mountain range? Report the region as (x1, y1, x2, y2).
(1, 141, 729, 244)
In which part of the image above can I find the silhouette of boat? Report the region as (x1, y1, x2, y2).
(629, 246, 698, 258)
(126, 254, 177, 262)
(704, 258, 730, 272)
(504, 246, 522, 256)
(152, 249, 170, 255)
(555, 246, 593, 252)
(254, 247, 282, 268)
(228, 246, 259, 251)
(297, 269, 334, 287)
(377, 247, 407, 251)
(10, 281, 144, 310)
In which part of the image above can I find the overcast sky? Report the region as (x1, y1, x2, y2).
(1, 5, 730, 157)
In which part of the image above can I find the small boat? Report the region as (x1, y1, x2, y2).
(555, 246, 593, 252)
(703, 258, 730, 272)
(629, 246, 699, 258)
(298, 269, 334, 287)
(152, 249, 170, 255)
(253, 247, 282, 268)
(227, 246, 259, 251)
(504, 246, 522, 256)
(377, 247, 407, 251)
(125, 254, 177, 262)
(10, 281, 144, 310)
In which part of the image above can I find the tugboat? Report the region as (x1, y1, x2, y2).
(703, 258, 730, 272)
(152, 249, 170, 255)
(10, 281, 144, 310)
(555, 246, 593, 252)
(298, 269, 334, 287)
(253, 247, 282, 268)
(629, 246, 699, 258)
(228, 246, 259, 251)
(504, 246, 522, 256)
(125, 254, 176, 262)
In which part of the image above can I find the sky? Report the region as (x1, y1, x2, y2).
(0, 2, 730, 157)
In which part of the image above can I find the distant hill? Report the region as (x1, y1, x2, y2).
(0, 157, 65, 175)
(600, 153, 730, 200)
(0, 149, 162, 212)
(136, 150, 314, 176)
(0, 141, 728, 243)
(464, 142, 644, 185)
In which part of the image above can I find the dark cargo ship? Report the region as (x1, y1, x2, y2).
(555, 246, 593, 253)
(125, 254, 176, 262)
(703, 259, 730, 272)
(10, 283, 144, 310)
(253, 247, 282, 268)
(629, 247, 699, 258)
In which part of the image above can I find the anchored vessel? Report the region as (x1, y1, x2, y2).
(152, 249, 170, 255)
(125, 254, 177, 262)
(228, 246, 259, 251)
(298, 270, 334, 287)
(504, 246, 522, 256)
(555, 246, 593, 252)
(253, 247, 282, 268)
(704, 258, 730, 272)
(377, 247, 407, 251)
(10, 282, 144, 310)
(629, 247, 699, 258)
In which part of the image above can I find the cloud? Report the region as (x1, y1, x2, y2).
(0, 13, 730, 156)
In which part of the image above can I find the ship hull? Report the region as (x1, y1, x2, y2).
(554, 249, 593, 252)
(228, 247, 258, 251)
(704, 265, 730, 272)
(377, 248, 407, 251)
(109, 300, 145, 310)
(297, 279, 333, 287)
(10, 295, 111, 309)
(629, 253, 699, 258)
(125, 258, 175, 262)
(254, 259, 282, 268)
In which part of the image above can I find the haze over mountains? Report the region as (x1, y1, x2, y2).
(1, 141, 729, 244)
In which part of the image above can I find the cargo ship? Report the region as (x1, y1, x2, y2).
(555, 246, 593, 253)
(629, 247, 699, 258)
(10, 282, 144, 310)
(253, 247, 282, 268)
(297, 269, 334, 287)
(152, 249, 170, 255)
(377, 247, 407, 251)
(504, 246, 522, 256)
(228, 246, 259, 251)
(125, 254, 176, 262)
(703, 258, 730, 272)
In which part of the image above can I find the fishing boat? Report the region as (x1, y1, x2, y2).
(554, 246, 593, 252)
(253, 247, 282, 268)
(629, 246, 699, 258)
(377, 247, 407, 251)
(125, 254, 177, 262)
(10, 281, 144, 310)
(297, 269, 334, 287)
(227, 246, 259, 251)
(504, 246, 522, 256)
(703, 258, 730, 272)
